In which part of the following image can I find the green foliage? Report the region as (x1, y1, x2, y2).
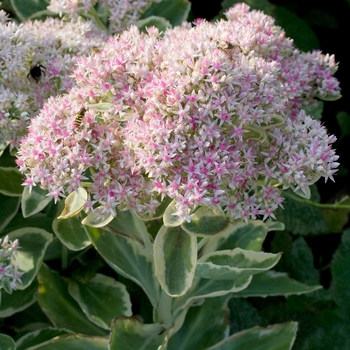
(36, 263, 109, 336)
(0, 167, 23, 197)
(167, 296, 230, 350)
(275, 187, 329, 235)
(21, 186, 52, 218)
(0, 1, 349, 349)
(209, 322, 298, 350)
(9, 0, 50, 21)
(0, 334, 16, 350)
(142, 0, 191, 26)
(109, 318, 167, 350)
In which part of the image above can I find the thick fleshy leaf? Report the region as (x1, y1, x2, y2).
(181, 206, 231, 237)
(87, 102, 112, 112)
(163, 200, 186, 227)
(201, 221, 269, 255)
(208, 322, 298, 350)
(0, 194, 20, 231)
(264, 219, 285, 232)
(0, 147, 17, 167)
(275, 186, 328, 235)
(9, 0, 49, 21)
(104, 209, 150, 246)
(142, 0, 191, 26)
(234, 271, 322, 297)
(16, 328, 74, 350)
(21, 186, 52, 218)
(154, 225, 197, 297)
(85, 226, 159, 307)
(58, 187, 87, 219)
(68, 273, 132, 330)
(1, 213, 54, 236)
(81, 208, 114, 228)
(316, 92, 342, 101)
(7, 228, 53, 289)
(0, 334, 15, 350)
(173, 276, 252, 315)
(136, 16, 172, 33)
(0, 279, 37, 317)
(168, 295, 230, 350)
(109, 317, 167, 350)
(196, 248, 281, 280)
(52, 214, 90, 251)
(19, 334, 108, 350)
(37, 263, 108, 336)
(0, 167, 23, 196)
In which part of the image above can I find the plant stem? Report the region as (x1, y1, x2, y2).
(285, 192, 350, 210)
(157, 289, 173, 326)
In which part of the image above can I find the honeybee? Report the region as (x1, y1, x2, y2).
(216, 40, 235, 54)
(27, 63, 46, 84)
(91, 46, 101, 54)
(74, 108, 86, 129)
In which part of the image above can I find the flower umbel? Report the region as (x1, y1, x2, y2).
(0, 236, 24, 294)
(17, 4, 341, 224)
(0, 15, 108, 150)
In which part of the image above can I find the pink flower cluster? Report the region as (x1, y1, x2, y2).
(0, 16, 108, 150)
(17, 4, 340, 223)
(0, 236, 23, 293)
(48, 0, 161, 33)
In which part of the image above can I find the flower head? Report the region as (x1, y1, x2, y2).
(17, 4, 340, 223)
(0, 236, 24, 293)
(0, 16, 108, 150)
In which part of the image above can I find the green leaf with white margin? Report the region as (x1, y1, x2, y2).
(37, 263, 108, 336)
(154, 225, 197, 297)
(201, 221, 269, 256)
(0, 167, 23, 196)
(208, 322, 298, 350)
(233, 271, 322, 297)
(58, 187, 87, 219)
(81, 207, 114, 228)
(167, 295, 230, 350)
(196, 248, 281, 280)
(172, 276, 252, 316)
(142, 0, 191, 27)
(19, 334, 108, 350)
(181, 206, 231, 237)
(68, 273, 132, 330)
(21, 186, 52, 218)
(87, 102, 112, 112)
(109, 317, 168, 350)
(0, 194, 20, 231)
(7, 228, 53, 289)
(264, 219, 285, 232)
(136, 16, 172, 34)
(316, 91, 342, 101)
(85, 226, 160, 307)
(103, 209, 151, 246)
(0, 334, 15, 350)
(16, 328, 74, 350)
(53, 202, 90, 251)
(10, 0, 49, 21)
(0, 279, 37, 317)
(163, 200, 186, 227)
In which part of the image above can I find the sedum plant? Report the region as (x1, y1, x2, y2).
(0, 1, 343, 350)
